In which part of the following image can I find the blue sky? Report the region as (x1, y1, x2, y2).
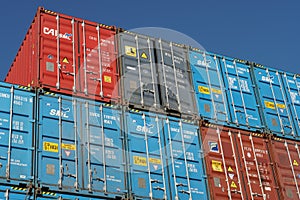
(0, 0, 299, 80)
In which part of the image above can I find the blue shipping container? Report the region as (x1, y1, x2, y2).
(124, 109, 208, 200)
(281, 72, 300, 138)
(162, 117, 208, 200)
(253, 66, 295, 138)
(220, 57, 263, 130)
(0, 185, 33, 200)
(0, 83, 34, 185)
(36, 93, 126, 198)
(189, 49, 230, 123)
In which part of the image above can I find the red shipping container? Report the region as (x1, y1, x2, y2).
(200, 122, 280, 200)
(5, 7, 120, 103)
(268, 137, 300, 199)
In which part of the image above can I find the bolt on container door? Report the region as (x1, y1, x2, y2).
(163, 117, 209, 200)
(118, 31, 160, 111)
(37, 94, 79, 193)
(201, 124, 247, 199)
(124, 110, 169, 199)
(220, 58, 262, 130)
(0, 83, 34, 185)
(80, 101, 126, 198)
(78, 21, 119, 102)
(0, 185, 34, 200)
(235, 131, 279, 199)
(268, 137, 300, 199)
(252, 66, 295, 138)
(281, 72, 300, 139)
(156, 39, 196, 116)
(189, 49, 230, 123)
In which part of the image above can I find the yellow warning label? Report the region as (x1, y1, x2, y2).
(141, 52, 148, 59)
(133, 156, 147, 166)
(293, 160, 299, 166)
(199, 86, 210, 95)
(149, 158, 161, 164)
(228, 166, 234, 172)
(277, 103, 286, 109)
(231, 181, 237, 188)
(125, 46, 136, 57)
(62, 57, 69, 64)
(212, 160, 223, 172)
(62, 143, 76, 151)
(211, 88, 222, 94)
(104, 76, 112, 83)
(43, 142, 59, 153)
(265, 101, 275, 109)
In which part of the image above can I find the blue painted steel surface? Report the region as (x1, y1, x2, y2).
(162, 117, 208, 200)
(220, 57, 263, 130)
(0, 83, 34, 185)
(189, 49, 230, 123)
(36, 192, 113, 200)
(125, 110, 169, 199)
(0, 185, 33, 200)
(253, 66, 294, 137)
(280, 72, 300, 138)
(36, 93, 126, 198)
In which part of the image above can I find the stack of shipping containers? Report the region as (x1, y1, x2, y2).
(1, 6, 300, 199)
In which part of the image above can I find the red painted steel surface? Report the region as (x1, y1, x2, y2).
(200, 123, 279, 200)
(5, 7, 119, 103)
(268, 137, 300, 199)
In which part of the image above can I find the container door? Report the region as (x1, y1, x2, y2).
(80, 102, 126, 198)
(253, 67, 294, 137)
(201, 126, 247, 199)
(156, 40, 196, 115)
(163, 118, 208, 200)
(281, 72, 300, 138)
(235, 132, 279, 199)
(119, 32, 160, 110)
(78, 22, 119, 102)
(125, 111, 168, 199)
(0, 186, 33, 200)
(37, 95, 79, 192)
(221, 59, 262, 130)
(40, 11, 77, 93)
(269, 138, 300, 199)
(189, 50, 229, 123)
(0, 85, 34, 185)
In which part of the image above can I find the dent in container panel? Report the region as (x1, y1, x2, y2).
(281, 72, 300, 138)
(252, 65, 295, 138)
(163, 117, 209, 200)
(268, 137, 300, 199)
(200, 123, 279, 200)
(36, 93, 126, 198)
(156, 39, 196, 116)
(0, 83, 34, 185)
(220, 57, 263, 130)
(189, 49, 230, 123)
(124, 109, 169, 199)
(118, 31, 160, 111)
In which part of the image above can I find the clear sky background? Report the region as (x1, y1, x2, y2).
(0, 0, 299, 80)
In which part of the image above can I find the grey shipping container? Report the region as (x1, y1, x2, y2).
(118, 30, 161, 111)
(155, 39, 196, 116)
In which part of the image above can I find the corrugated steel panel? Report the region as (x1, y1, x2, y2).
(156, 40, 196, 116)
(124, 110, 169, 199)
(252, 65, 295, 138)
(281, 72, 300, 138)
(5, 7, 120, 103)
(118, 31, 161, 111)
(163, 117, 208, 200)
(200, 123, 279, 199)
(36, 192, 113, 199)
(189, 49, 230, 123)
(220, 57, 263, 130)
(268, 137, 300, 199)
(0, 185, 33, 199)
(36, 93, 126, 198)
(0, 83, 34, 185)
